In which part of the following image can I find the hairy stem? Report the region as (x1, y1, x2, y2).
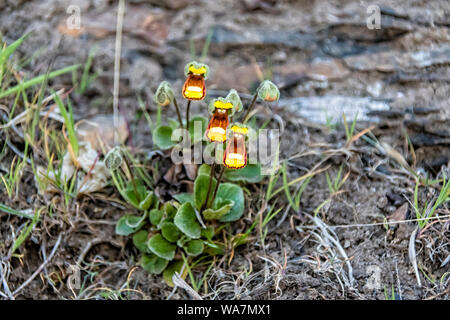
(209, 166, 225, 208)
(185, 100, 191, 132)
(242, 91, 258, 123)
(201, 159, 216, 213)
(173, 97, 184, 129)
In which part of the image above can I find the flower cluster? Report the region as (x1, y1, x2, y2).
(153, 61, 280, 170)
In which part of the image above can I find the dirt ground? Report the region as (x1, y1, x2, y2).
(0, 0, 449, 300)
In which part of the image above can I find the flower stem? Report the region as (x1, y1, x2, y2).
(242, 91, 258, 124)
(173, 97, 184, 129)
(156, 104, 162, 126)
(201, 162, 215, 212)
(208, 166, 225, 208)
(123, 153, 140, 203)
(185, 100, 191, 132)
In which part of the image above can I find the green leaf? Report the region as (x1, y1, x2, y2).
(148, 234, 176, 260)
(138, 191, 156, 211)
(225, 164, 263, 183)
(152, 125, 176, 150)
(116, 214, 146, 236)
(194, 174, 216, 210)
(163, 260, 186, 287)
(177, 236, 189, 248)
(174, 202, 201, 239)
(161, 221, 181, 243)
(124, 180, 148, 208)
(184, 240, 204, 257)
(133, 230, 149, 253)
(202, 198, 234, 220)
(204, 241, 225, 256)
(141, 254, 169, 274)
(197, 164, 211, 176)
(201, 226, 215, 241)
(163, 202, 177, 219)
(172, 192, 194, 205)
(215, 183, 245, 222)
(168, 118, 179, 130)
(189, 116, 207, 143)
(149, 208, 164, 226)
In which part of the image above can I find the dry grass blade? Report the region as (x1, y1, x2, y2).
(172, 272, 203, 300)
(310, 216, 355, 288)
(408, 226, 422, 287)
(12, 233, 63, 296)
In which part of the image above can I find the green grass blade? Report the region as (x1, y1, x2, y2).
(0, 203, 34, 219)
(0, 64, 80, 98)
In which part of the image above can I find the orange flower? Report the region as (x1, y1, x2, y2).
(206, 108, 229, 143)
(182, 74, 206, 100)
(223, 128, 247, 169)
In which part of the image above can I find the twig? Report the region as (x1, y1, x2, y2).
(12, 233, 63, 296)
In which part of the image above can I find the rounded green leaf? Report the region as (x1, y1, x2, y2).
(189, 116, 207, 144)
(163, 260, 186, 287)
(139, 191, 156, 211)
(202, 198, 234, 220)
(225, 164, 263, 183)
(115, 215, 146, 236)
(163, 202, 177, 219)
(201, 227, 215, 241)
(152, 125, 176, 150)
(141, 254, 169, 274)
(185, 240, 204, 257)
(197, 164, 211, 176)
(149, 208, 164, 226)
(133, 230, 149, 253)
(174, 202, 201, 239)
(194, 174, 216, 210)
(172, 192, 194, 205)
(147, 234, 176, 260)
(161, 221, 181, 243)
(215, 183, 245, 222)
(125, 181, 148, 208)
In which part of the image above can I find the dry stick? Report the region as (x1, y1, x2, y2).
(13, 233, 63, 296)
(173, 97, 184, 129)
(209, 166, 225, 208)
(113, 0, 125, 145)
(242, 91, 258, 123)
(185, 100, 192, 132)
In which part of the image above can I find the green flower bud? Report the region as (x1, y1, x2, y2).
(104, 146, 123, 170)
(153, 81, 174, 107)
(225, 89, 243, 115)
(257, 80, 280, 102)
(184, 61, 210, 79)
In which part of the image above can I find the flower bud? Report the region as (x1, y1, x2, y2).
(257, 80, 279, 102)
(153, 81, 174, 106)
(225, 89, 243, 115)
